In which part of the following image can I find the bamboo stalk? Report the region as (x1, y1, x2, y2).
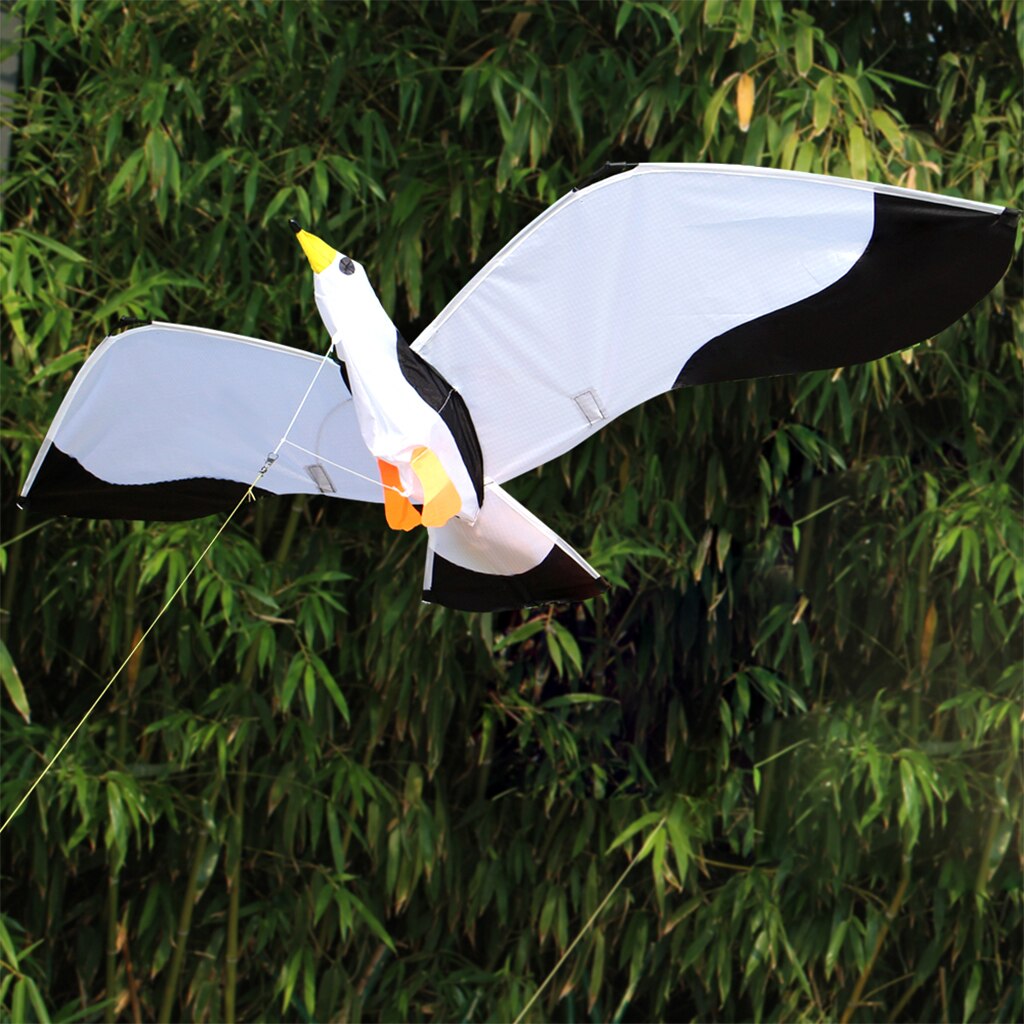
(223, 639, 260, 1023)
(593, 597, 606, 689)
(105, 873, 120, 1023)
(274, 501, 304, 565)
(157, 830, 210, 1024)
(755, 718, 780, 841)
(224, 752, 248, 1024)
(910, 531, 931, 736)
(1, 508, 28, 642)
(839, 864, 911, 1024)
(974, 756, 1017, 900)
(105, 559, 138, 1024)
(794, 478, 821, 594)
(122, 928, 143, 1024)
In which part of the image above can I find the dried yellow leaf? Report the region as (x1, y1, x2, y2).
(736, 73, 755, 132)
(920, 602, 938, 668)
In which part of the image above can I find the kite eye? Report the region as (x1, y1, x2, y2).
(339, 256, 355, 276)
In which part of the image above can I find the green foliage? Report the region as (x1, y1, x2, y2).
(1, 1, 1021, 1021)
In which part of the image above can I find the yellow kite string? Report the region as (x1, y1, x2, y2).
(1, 339, 346, 834)
(0, 476, 264, 834)
(512, 816, 667, 1024)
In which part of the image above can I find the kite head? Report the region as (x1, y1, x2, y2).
(291, 221, 387, 346)
(290, 219, 357, 277)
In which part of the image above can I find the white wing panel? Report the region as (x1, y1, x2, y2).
(414, 165, 877, 482)
(23, 322, 382, 508)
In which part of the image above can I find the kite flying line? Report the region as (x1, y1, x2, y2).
(1, 339, 351, 835)
(512, 816, 667, 1024)
(1, 478, 261, 834)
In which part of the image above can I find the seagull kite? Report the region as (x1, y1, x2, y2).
(20, 164, 1019, 611)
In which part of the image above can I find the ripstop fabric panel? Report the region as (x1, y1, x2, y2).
(413, 164, 1011, 484)
(20, 322, 383, 520)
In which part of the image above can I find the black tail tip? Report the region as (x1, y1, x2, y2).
(288, 218, 302, 233)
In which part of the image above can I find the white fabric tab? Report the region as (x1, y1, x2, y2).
(305, 464, 336, 494)
(573, 390, 605, 425)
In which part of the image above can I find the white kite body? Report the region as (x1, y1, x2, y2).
(311, 252, 481, 522)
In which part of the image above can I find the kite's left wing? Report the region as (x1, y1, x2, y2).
(413, 164, 1019, 484)
(20, 322, 382, 520)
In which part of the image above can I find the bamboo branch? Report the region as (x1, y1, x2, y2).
(887, 936, 953, 1019)
(356, 943, 388, 996)
(122, 927, 143, 1024)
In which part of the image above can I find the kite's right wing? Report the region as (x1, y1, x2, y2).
(413, 164, 1019, 484)
(20, 322, 383, 520)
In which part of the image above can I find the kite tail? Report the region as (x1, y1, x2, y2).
(422, 482, 607, 611)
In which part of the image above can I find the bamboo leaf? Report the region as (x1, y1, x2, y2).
(607, 812, 663, 854)
(704, 0, 725, 27)
(345, 893, 396, 953)
(29, 348, 86, 383)
(12, 231, 88, 265)
(871, 107, 904, 151)
(848, 123, 868, 179)
(0, 640, 30, 722)
(813, 76, 835, 136)
(795, 22, 814, 76)
(703, 75, 738, 147)
(261, 187, 295, 228)
(964, 962, 982, 1023)
(588, 929, 605, 1010)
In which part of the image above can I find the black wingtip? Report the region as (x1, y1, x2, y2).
(288, 218, 302, 234)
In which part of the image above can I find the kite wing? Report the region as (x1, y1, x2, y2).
(20, 322, 383, 520)
(413, 164, 1019, 484)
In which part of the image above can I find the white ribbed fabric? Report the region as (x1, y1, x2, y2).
(414, 164, 1002, 484)
(21, 322, 383, 503)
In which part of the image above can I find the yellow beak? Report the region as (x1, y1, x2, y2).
(291, 222, 339, 275)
